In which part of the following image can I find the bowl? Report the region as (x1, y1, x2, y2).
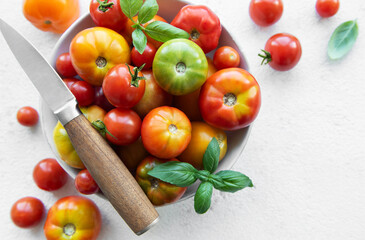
(41, 0, 251, 203)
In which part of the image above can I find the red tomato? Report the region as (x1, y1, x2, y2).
(260, 33, 302, 71)
(63, 78, 78, 89)
(103, 64, 145, 108)
(249, 0, 283, 27)
(10, 197, 45, 228)
(16, 106, 39, 127)
(33, 158, 68, 191)
(56, 53, 77, 78)
(131, 43, 157, 70)
(199, 68, 261, 130)
(103, 108, 141, 145)
(75, 169, 99, 195)
(94, 86, 115, 112)
(90, 0, 128, 32)
(213, 46, 240, 70)
(70, 80, 95, 107)
(316, 0, 340, 18)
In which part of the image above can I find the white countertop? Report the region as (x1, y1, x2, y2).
(1, 0, 365, 239)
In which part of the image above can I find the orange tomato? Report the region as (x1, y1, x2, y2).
(23, 0, 80, 34)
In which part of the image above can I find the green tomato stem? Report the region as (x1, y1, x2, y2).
(92, 120, 117, 140)
(96, 0, 114, 12)
(258, 49, 272, 65)
(126, 63, 146, 87)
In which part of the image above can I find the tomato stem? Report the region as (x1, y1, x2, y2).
(258, 49, 272, 65)
(126, 63, 146, 87)
(63, 223, 76, 236)
(92, 120, 118, 140)
(96, 0, 114, 12)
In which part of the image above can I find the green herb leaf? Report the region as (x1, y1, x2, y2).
(203, 137, 220, 173)
(120, 0, 143, 19)
(211, 170, 253, 193)
(132, 28, 147, 54)
(138, 0, 159, 24)
(196, 170, 211, 182)
(328, 20, 359, 60)
(194, 181, 213, 214)
(148, 161, 198, 187)
(145, 21, 190, 42)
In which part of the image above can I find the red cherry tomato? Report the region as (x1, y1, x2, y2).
(90, 0, 128, 32)
(260, 33, 302, 71)
(63, 78, 79, 89)
(131, 43, 157, 70)
(316, 0, 340, 18)
(70, 80, 95, 107)
(33, 158, 68, 191)
(213, 46, 240, 70)
(56, 52, 77, 78)
(249, 0, 283, 27)
(94, 86, 115, 112)
(10, 197, 45, 228)
(103, 108, 141, 145)
(16, 106, 39, 127)
(75, 169, 99, 195)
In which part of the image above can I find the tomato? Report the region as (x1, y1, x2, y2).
(249, 0, 283, 27)
(141, 106, 191, 159)
(316, 0, 340, 18)
(69, 81, 95, 107)
(63, 78, 78, 89)
(44, 196, 101, 240)
(10, 197, 45, 228)
(199, 68, 261, 130)
(56, 53, 77, 78)
(171, 5, 222, 53)
(75, 169, 99, 195)
(17, 106, 39, 127)
(23, 0, 79, 34)
(103, 108, 141, 145)
(94, 86, 115, 112)
(153, 39, 208, 95)
(70, 27, 130, 86)
(131, 43, 157, 70)
(33, 158, 68, 191)
(133, 70, 173, 118)
(213, 46, 240, 70)
(260, 33, 302, 71)
(178, 122, 227, 169)
(102, 64, 145, 108)
(90, 0, 128, 32)
(136, 156, 187, 206)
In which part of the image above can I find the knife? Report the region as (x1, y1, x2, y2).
(0, 19, 159, 235)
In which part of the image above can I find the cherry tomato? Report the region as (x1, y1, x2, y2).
(33, 158, 68, 191)
(141, 106, 191, 159)
(131, 43, 157, 70)
(75, 169, 99, 195)
(103, 108, 141, 145)
(249, 0, 283, 27)
(213, 46, 240, 70)
(94, 86, 115, 112)
(10, 197, 45, 228)
(90, 0, 128, 32)
(316, 0, 340, 18)
(56, 53, 77, 78)
(63, 78, 78, 89)
(69, 80, 95, 107)
(16, 106, 39, 127)
(260, 33, 302, 71)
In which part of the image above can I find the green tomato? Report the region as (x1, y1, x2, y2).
(152, 39, 208, 95)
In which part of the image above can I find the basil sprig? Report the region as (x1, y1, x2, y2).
(148, 137, 253, 214)
(120, 0, 189, 54)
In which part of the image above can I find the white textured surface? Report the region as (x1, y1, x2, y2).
(1, 0, 365, 239)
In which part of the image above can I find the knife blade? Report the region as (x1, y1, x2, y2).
(0, 19, 159, 235)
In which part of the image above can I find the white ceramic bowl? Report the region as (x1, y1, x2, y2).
(41, 0, 251, 203)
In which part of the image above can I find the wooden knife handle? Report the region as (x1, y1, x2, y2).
(64, 114, 159, 234)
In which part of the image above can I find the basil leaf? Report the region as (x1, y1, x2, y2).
(203, 137, 220, 173)
(132, 28, 147, 54)
(120, 0, 143, 19)
(148, 161, 198, 187)
(145, 21, 190, 42)
(138, 0, 159, 24)
(194, 182, 213, 214)
(328, 20, 359, 60)
(212, 170, 253, 193)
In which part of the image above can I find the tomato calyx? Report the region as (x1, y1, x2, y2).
(258, 49, 272, 65)
(126, 63, 145, 87)
(95, 56, 107, 68)
(190, 29, 200, 40)
(96, 0, 114, 12)
(168, 124, 178, 134)
(175, 62, 186, 74)
(92, 120, 117, 139)
(63, 223, 76, 236)
(223, 93, 237, 106)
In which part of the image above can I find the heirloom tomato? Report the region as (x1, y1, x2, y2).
(23, 0, 79, 34)
(199, 68, 261, 130)
(179, 122, 227, 169)
(141, 106, 191, 159)
(33, 158, 68, 191)
(44, 196, 101, 240)
(136, 156, 187, 206)
(70, 27, 130, 86)
(153, 39, 208, 95)
(75, 169, 99, 195)
(213, 46, 240, 70)
(249, 0, 283, 27)
(90, 0, 128, 32)
(11, 197, 45, 228)
(56, 53, 77, 78)
(17, 106, 39, 127)
(316, 0, 340, 18)
(171, 5, 221, 53)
